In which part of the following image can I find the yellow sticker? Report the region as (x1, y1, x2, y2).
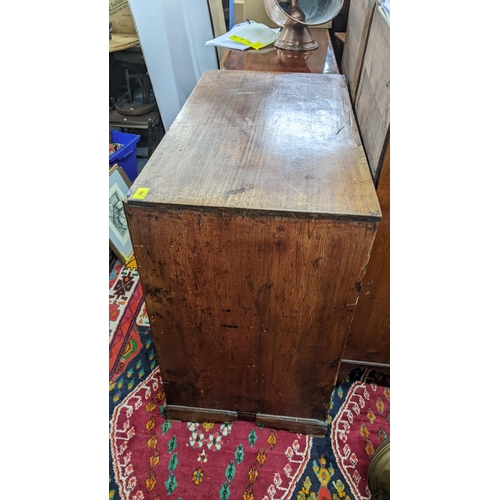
(132, 187, 150, 200)
(228, 23, 278, 50)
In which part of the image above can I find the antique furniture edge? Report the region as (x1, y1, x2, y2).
(162, 405, 328, 436)
(123, 199, 381, 223)
(256, 413, 328, 437)
(162, 404, 238, 423)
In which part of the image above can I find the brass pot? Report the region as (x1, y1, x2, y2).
(368, 438, 390, 500)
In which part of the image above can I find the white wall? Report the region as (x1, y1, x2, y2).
(128, 0, 219, 131)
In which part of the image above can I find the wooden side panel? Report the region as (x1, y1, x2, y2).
(207, 0, 227, 64)
(354, 6, 390, 181)
(341, 0, 376, 102)
(125, 204, 378, 422)
(344, 137, 389, 364)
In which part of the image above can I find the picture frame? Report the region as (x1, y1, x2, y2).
(109, 164, 133, 265)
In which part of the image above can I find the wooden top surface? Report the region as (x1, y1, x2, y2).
(127, 70, 380, 220)
(220, 29, 339, 75)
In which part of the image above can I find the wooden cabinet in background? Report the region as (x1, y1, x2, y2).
(354, 5, 390, 182)
(343, 137, 389, 365)
(125, 70, 381, 435)
(339, 1, 390, 376)
(341, 0, 376, 103)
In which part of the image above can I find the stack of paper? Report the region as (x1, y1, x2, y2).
(206, 21, 279, 51)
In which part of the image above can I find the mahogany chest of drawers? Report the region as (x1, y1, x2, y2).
(124, 70, 381, 435)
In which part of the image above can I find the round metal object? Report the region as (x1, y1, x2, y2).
(367, 438, 390, 500)
(263, 0, 344, 51)
(115, 93, 158, 117)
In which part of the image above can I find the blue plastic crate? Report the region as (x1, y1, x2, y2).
(109, 130, 141, 182)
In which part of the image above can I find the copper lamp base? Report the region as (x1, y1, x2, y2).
(274, 24, 319, 51)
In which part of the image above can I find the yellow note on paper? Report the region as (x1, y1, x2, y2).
(229, 23, 278, 50)
(132, 187, 150, 200)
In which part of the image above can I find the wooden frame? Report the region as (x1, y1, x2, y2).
(341, 0, 376, 103)
(207, 0, 228, 64)
(109, 164, 134, 265)
(336, 1, 390, 374)
(354, 5, 390, 182)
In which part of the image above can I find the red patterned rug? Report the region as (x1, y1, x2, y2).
(330, 377, 390, 500)
(109, 258, 390, 500)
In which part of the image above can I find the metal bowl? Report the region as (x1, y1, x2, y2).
(367, 437, 390, 500)
(263, 0, 344, 27)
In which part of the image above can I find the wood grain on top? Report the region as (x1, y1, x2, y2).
(127, 70, 380, 221)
